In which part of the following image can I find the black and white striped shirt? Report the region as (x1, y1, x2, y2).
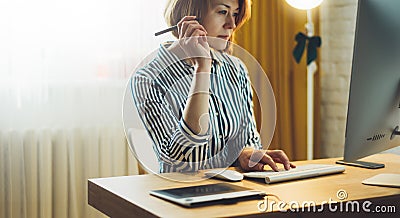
(132, 42, 262, 173)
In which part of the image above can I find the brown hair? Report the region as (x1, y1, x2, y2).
(164, 0, 252, 52)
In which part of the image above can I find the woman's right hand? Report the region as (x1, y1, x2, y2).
(238, 148, 296, 172)
(176, 16, 211, 70)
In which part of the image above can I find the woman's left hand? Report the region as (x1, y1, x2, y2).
(237, 148, 296, 172)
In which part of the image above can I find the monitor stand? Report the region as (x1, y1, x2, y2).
(337, 125, 400, 169)
(390, 126, 400, 140)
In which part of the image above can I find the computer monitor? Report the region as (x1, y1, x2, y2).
(336, 0, 400, 169)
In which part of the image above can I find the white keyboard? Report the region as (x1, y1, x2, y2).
(243, 164, 345, 184)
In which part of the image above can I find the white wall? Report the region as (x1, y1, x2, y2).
(320, 0, 358, 157)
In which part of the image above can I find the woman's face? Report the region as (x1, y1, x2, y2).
(202, 0, 239, 51)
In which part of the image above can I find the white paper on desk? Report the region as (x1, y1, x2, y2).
(362, 173, 400, 188)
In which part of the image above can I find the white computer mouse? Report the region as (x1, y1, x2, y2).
(204, 169, 244, 182)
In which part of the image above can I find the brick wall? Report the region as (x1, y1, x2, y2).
(319, 0, 358, 157)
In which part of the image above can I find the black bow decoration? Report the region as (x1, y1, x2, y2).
(293, 32, 322, 65)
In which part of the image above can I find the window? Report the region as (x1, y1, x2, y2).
(0, 0, 174, 129)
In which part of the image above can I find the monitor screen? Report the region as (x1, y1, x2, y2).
(343, 0, 400, 162)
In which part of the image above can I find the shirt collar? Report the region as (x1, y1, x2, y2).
(210, 48, 228, 66)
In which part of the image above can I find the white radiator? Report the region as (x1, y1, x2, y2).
(0, 126, 139, 218)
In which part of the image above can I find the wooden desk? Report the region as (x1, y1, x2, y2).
(88, 154, 400, 217)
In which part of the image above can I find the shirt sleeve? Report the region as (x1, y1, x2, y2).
(131, 67, 210, 172)
(237, 58, 263, 150)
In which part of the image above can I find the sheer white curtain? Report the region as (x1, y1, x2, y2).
(0, 0, 173, 217)
(0, 0, 173, 129)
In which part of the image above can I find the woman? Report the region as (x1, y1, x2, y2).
(132, 0, 295, 173)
